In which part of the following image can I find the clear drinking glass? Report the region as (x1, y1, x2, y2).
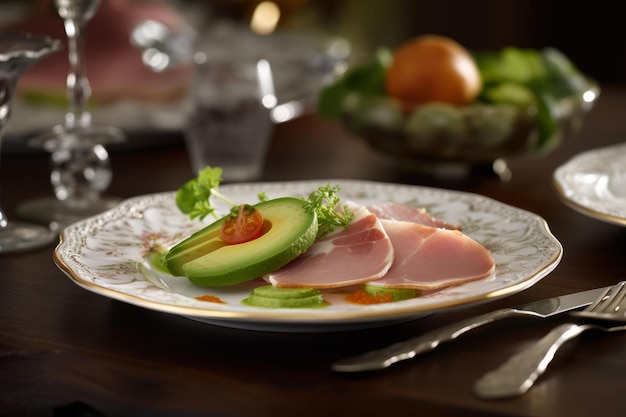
(184, 55, 277, 182)
(0, 34, 62, 253)
(17, 0, 125, 231)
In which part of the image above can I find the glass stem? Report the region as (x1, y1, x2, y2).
(0, 76, 17, 229)
(63, 17, 91, 130)
(0, 130, 5, 228)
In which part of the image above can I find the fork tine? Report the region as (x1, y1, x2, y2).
(604, 281, 626, 315)
(585, 286, 613, 312)
(571, 282, 626, 321)
(617, 284, 626, 315)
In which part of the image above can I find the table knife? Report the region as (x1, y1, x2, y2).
(331, 286, 611, 372)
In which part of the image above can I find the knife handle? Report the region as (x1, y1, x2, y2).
(332, 308, 522, 372)
(473, 323, 585, 399)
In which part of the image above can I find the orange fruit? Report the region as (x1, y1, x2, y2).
(385, 34, 481, 109)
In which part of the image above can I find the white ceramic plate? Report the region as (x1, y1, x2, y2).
(54, 180, 562, 332)
(553, 142, 626, 226)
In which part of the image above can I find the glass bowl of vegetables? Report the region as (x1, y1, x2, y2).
(318, 35, 599, 177)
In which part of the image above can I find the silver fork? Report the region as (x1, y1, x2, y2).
(474, 281, 626, 399)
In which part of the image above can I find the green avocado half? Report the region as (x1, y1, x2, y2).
(165, 197, 318, 287)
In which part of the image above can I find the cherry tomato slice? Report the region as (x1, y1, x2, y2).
(219, 204, 264, 245)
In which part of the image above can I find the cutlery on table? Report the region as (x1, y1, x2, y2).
(331, 285, 613, 373)
(474, 281, 626, 399)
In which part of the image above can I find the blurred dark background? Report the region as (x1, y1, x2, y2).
(322, 0, 626, 85)
(1, 0, 624, 84)
(203, 0, 626, 84)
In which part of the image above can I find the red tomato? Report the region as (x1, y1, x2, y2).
(219, 204, 264, 245)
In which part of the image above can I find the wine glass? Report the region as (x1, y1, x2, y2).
(17, 0, 125, 231)
(0, 34, 62, 253)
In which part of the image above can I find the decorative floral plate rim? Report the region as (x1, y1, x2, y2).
(553, 142, 626, 227)
(53, 180, 562, 332)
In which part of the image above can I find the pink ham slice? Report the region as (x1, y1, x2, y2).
(368, 219, 495, 290)
(367, 202, 462, 230)
(266, 206, 394, 289)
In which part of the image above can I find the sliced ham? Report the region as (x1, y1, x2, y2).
(368, 219, 495, 290)
(367, 202, 462, 230)
(266, 206, 394, 289)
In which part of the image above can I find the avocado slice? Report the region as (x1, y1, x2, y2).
(166, 197, 318, 287)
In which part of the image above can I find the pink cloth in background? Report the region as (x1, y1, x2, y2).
(6, 0, 192, 103)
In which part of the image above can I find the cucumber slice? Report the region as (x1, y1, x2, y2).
(363, 284, 420, 301)
(243, 285, 326, 308)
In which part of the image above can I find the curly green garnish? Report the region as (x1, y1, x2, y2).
(304, 183, 354, 238)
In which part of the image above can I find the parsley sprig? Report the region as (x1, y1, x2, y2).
(175, 167, 236, 221)
(304, 183, 354, 238)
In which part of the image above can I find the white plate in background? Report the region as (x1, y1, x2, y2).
(553, 142, 626, 226)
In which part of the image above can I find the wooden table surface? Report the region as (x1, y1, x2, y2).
(2, 85, 626, 417)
